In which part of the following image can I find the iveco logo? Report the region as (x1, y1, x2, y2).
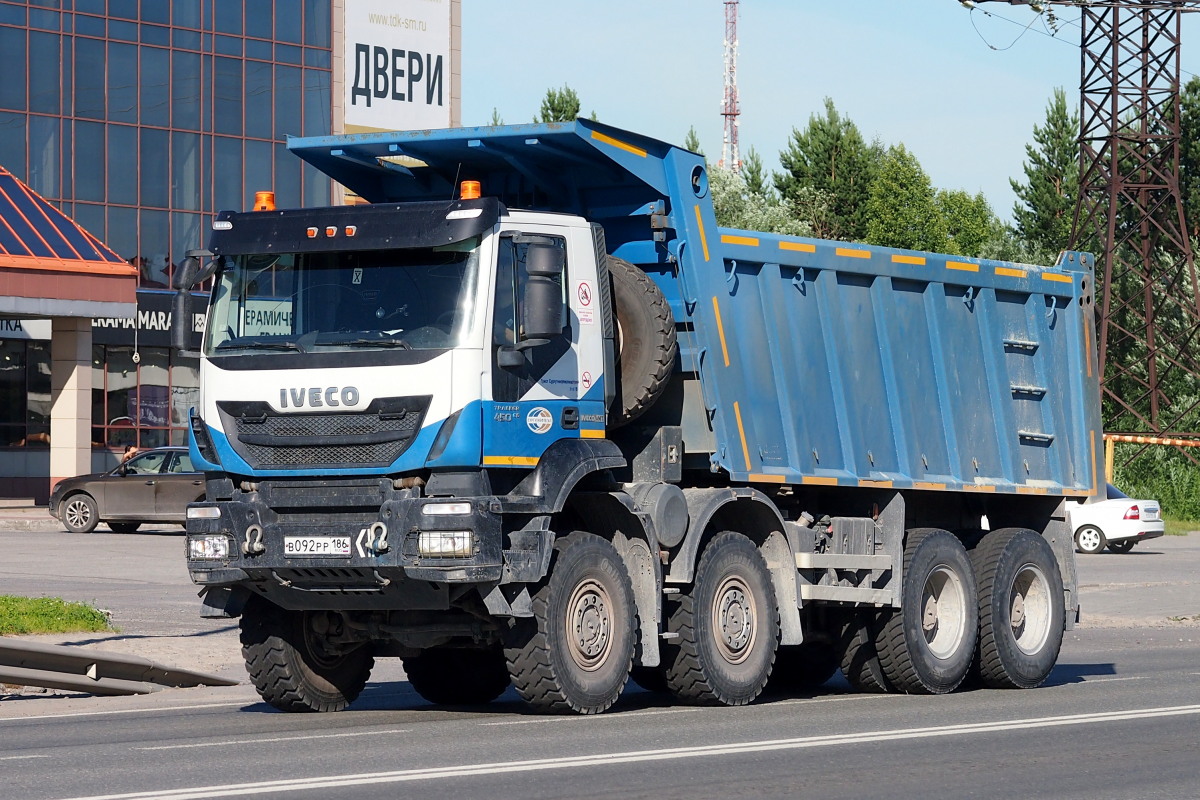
(279, 386, 361, 409)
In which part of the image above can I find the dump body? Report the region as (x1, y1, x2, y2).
(289, 118, 1102, 498)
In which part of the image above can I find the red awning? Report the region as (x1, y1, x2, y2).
(0, 164, 137, 318)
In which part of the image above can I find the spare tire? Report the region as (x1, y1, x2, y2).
(608, 255, 677, 426)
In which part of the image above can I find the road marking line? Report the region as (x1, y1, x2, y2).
(48, 704, 1200, 800)
(1079, 676, 1147, 684)
(137, 728, 411, 751)
(0, 754, 49, 760)
(0, 701, 248, 724)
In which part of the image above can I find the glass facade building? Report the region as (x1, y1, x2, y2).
(0, 0, 334, 479)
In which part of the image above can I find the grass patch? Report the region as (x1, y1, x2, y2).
(0, 595, 113, 635)
(1163, 516, 1197, 537)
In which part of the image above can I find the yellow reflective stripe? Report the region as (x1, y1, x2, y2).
(734, 401, 752, 471)
(721, 234, 759, 247)
(589, 130, 647, 157)
(912, 481, 947, 491)
(1042, 272, 1073, 283)
(836, 247, 871, 259)
(749, 473, 786, 484)
(694, 205, 710, 261)
(962, 484, 997, 492)
(892, 254, 926, 265)
(580, 429, 606, 439)
(995, 267, 1027, 278)
(713, 296, 731, 367)
(482, 455, 540, 466)
(801, 476, 839, 486)
(780, 241, 816, 253)
(858, 479, 894, 488)
(946, 261, 979, 272)
(1016, 486, 1049, 495)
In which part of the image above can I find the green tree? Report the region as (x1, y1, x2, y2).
(489, 107, 504, 126)
(1010, 87, 1080, 261)
(775, 98, 880, 241)
(741, 147, 769, 197)
(710, 165, 815, 237)
(1178, 75, 1200, 235)
(936, 189, 997, 258)
(683, 126, 703, 156)
(535, 85, 593, 123)
(865, 144, 948, 253)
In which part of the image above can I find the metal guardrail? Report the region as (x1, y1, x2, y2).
(0, 639, 240, 696)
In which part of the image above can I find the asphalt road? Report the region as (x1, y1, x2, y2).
(1, 528, 1197, 800)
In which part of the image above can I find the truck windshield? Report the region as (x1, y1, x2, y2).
(204, 238, 481, 355)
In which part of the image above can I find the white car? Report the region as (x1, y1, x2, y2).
(1067, 484, 1165, 554)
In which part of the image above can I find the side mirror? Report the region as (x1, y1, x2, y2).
(520, 276, 564, 343)
(525, 243, 564, 277)
(170, 250, 218, 352)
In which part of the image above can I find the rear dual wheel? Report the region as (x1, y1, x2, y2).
(971, 528, 1065, 689)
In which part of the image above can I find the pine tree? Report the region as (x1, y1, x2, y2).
(1178, 76, 1200, 236)
(535, 85, 582, 123)
(775, 98, 879, 242)
(1010, 87, 1080, 261)
(742, 147, 769, 197)
(683, 126, 703, 156)
(865, 144, 948, 253)
(489, 108, 504, 126)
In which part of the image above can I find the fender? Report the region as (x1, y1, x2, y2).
(500, 438, 626, 514)
(667, 486, 804, 646)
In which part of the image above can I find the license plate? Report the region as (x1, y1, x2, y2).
(283, 536, 352, 557)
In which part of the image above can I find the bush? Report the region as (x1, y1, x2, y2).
(1111, 444, 1200, 521)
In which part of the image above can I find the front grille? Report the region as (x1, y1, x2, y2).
(218, 395, 430, 469)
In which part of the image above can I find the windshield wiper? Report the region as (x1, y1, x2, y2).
(340, 337, 412, 349)
(215, 339, 302, 351)
(314, 332, 412, 349)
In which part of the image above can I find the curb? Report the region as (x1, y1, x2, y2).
(0, 515, 66, 533)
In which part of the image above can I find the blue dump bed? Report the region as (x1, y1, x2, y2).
(289, 119, 1103, 499)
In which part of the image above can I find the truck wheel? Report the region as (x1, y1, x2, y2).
(503, 532, 636, 714)
(607, 255, 677, 426)
(878, 529, 978, 694)
(1107, 539, 1136, 554)
(61, 494, 99, 533)
(838, 612, 894, 693)
(1074, 525, 1106, 554)
(664, 531, 779, 705)
(971, 528, 1065, 689)
(768, 641, 840, 692)
(240, 598, 374, 713)
(403, 646, 511, 706)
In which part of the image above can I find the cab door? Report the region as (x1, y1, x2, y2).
(482, 224, 606, 468)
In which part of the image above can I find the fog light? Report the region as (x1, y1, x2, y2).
(418, 530, 473, 557)
(190, 535, 230, 560)
(188, 506, 221, 520)
(422, 502, 471, 516)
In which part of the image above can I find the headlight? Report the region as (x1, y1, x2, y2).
(422, 501, 472, 516)
(418, 530, 474, 557)
(189, 535, 230, 560)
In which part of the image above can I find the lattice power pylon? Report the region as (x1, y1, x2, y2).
(976, 1, 1200, 434)
(721, 0, 741, 172)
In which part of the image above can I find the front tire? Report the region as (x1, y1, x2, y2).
(1074, 525, 1106, 554)
(972, 528, 1065, 689)
(403, 646, 511, 706)
(664, 532, 779, 706)
(504, 532, 636, 714)
(61, 494, 98, 533)
(240, 598, 374, 712)
(878, 529, 978, 694)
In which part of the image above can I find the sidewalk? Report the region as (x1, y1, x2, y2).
(0, 500, 60, 533)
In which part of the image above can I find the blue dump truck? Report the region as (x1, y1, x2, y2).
(175, 119, 1102, 714)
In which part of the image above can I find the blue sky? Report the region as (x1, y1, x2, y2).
(462, 2, 1200, 223)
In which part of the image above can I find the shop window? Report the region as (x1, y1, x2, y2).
(0, 340, 27, 447)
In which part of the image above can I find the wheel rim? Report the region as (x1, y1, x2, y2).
(566, 578, 612, 672)
(1077, 528, 1102, 552)
(712, 575, 757, 664)
(65, 499, 91, 529)
(1009, 563, 1053, 656)
(302, 611, 348, 669)
(921, 566, 968, 659)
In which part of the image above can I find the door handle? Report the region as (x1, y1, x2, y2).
(192, 480, 202, 485)
(145, 480, 156, 485)
(561, 406, 579, 430)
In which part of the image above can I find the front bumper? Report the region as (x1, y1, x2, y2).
(185, 479, 519, 609)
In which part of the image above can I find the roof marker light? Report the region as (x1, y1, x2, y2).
(460, 180, 481, 200)
(345, 226, 357, 237)
(325, 226, 337, 237)
(306, 227, 318, 238)
(253, 191, 275, 211)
